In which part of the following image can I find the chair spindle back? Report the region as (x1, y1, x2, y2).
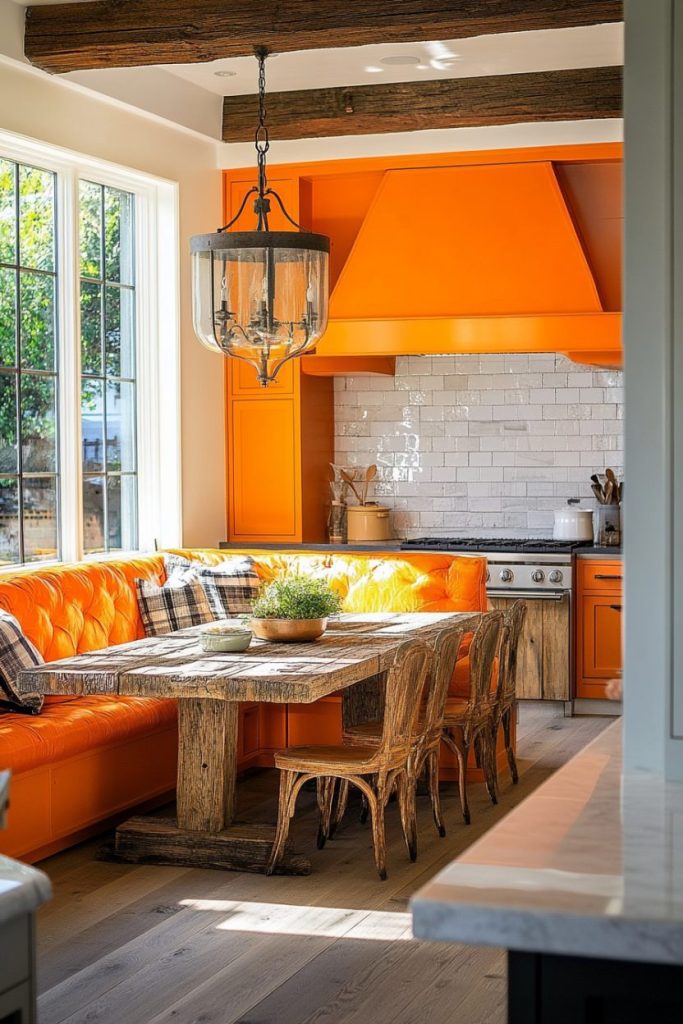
(469, 611, 505, 708)
(378, 638, 432, 757)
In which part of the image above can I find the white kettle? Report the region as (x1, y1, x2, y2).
(553, 502, 594, 542)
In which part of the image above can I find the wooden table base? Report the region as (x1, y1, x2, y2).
(112, 817, 311, 875)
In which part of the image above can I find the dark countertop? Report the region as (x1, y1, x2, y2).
(219, 542, 404, 553)
(220, 541, 622, 556)
(577, 547, 623, 558)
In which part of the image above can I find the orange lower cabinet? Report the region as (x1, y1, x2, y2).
(258, 705, 287, 754)
(575, 559, 623, 699)
(237, 704, 261, 770)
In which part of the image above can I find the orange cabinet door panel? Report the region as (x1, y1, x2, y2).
(582, 597, 622, 677)
(230, 398, 300, 540)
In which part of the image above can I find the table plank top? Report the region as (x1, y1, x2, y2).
(18, 612, 480, 704)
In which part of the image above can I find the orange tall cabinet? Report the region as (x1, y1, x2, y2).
(223, 173, 334, 545)
(575, 558, 623, 698)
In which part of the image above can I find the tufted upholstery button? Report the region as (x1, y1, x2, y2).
(166, 549, 488, 616)
(0, 556, 164, 659)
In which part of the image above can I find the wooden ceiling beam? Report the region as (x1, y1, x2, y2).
(25, 0, 623, 74)
(222, 66, 622, 142)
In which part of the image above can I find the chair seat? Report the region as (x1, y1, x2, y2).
(274, 743, 384, 774)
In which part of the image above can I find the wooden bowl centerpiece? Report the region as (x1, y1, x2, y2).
(250, 574, 342, 643)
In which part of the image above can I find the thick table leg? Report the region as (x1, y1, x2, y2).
(176, 698, 237, 832)
(112, 698, 309, 874)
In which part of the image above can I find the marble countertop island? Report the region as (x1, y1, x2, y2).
(412, 721, 683, 965)
(0, 854, 51, 927)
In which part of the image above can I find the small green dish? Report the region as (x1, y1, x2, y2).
(199, 627, 252, 653)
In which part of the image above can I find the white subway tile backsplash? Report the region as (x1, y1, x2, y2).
(334, 353, 623, 538)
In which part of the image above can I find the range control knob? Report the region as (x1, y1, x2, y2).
(485, 569, 491, 582)
(549, 570, 564, 585)
(531, 569, 545, 583)
(499, 569, 514, 583)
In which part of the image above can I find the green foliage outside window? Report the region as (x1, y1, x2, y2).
(0, 157, 137, 563)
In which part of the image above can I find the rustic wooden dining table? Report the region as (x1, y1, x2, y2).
(18, 611, 480, 874)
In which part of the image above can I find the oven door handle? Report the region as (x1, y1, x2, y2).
(488, 590, 568, 601)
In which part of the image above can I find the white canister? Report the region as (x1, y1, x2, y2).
(552, 507, 594, 542)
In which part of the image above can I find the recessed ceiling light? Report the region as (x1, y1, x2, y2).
(380, 55, 421, 67)
(214, 69, 237, 77)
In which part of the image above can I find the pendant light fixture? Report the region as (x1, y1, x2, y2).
(190, 49, 330, 386)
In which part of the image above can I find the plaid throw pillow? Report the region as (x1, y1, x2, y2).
(164, 555, 260, 617)
(0, 611, 45, 715)
(135, 575, 214, 637)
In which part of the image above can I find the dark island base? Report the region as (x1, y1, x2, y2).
(509, 950, 683, 1023)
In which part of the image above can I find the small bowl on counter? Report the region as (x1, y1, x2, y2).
(199, 621, 253, 653)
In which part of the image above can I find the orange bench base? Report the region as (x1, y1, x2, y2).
(1, 722, 178, 862)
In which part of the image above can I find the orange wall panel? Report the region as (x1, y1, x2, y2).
(307, 170, 384, 289)
(287, 697, 343, 747)
(554, 161, 623, 312)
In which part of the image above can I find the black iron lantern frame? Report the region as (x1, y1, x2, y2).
(190, 48, 330, 386)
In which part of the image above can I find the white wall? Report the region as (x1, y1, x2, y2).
(335, 353, 623, 537)
(0, 51, 226, 548)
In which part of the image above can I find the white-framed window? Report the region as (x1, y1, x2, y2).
(0, 130, 181, 568)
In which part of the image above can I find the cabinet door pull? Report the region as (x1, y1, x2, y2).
(594, 574, 623, 581)
(609, 604, 622, 612)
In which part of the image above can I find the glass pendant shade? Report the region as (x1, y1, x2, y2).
(191, 229, 329, 385)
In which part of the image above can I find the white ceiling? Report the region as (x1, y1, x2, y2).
(164, 23, 623, 96)
(3, 3, 623, 155)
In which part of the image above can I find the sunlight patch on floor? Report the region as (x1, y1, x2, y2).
(179, 899, 414, 940)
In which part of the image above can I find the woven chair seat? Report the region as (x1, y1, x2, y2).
(274, 743, 385, 773)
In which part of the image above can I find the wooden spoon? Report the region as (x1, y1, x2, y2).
(340, 468, 364, 505)
(362, 464, 377, 505)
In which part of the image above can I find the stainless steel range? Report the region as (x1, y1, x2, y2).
(400, 537, 591, 710)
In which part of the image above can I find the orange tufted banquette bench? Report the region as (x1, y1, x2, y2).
(0, 549, 489, 863)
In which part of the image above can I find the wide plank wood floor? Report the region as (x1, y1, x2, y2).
(36, 704, 613, 1024)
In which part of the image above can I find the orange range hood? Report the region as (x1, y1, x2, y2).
(314, 161, 621, 364)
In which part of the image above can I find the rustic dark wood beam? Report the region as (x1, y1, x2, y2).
(25, 0, 623, 74)
(222, 66, 622, 142)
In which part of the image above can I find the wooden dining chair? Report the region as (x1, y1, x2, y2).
(441, 611, 504, 826)
(266, 638, 432, 880)
(492, 600, 527, 787)
(334, 623, 467, 861)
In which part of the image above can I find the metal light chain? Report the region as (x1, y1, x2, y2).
(254, 47, 270, 228)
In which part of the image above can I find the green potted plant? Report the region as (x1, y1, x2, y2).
(250, 574, 342, 642)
